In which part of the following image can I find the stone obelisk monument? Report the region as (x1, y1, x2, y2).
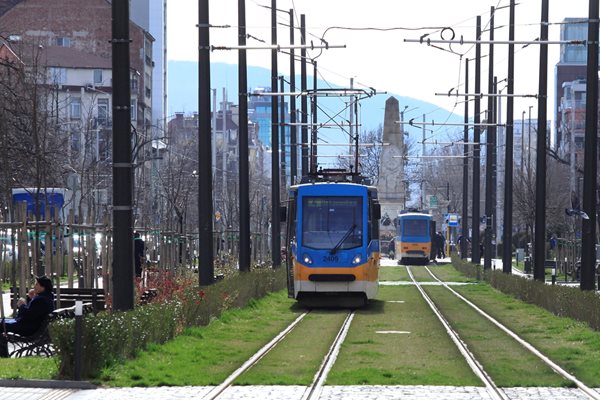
(378, 97, 406, 238)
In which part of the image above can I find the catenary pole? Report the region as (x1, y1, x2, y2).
(472, 16, 482, 264)
(492, 77, 498, 259)
(581, 0, 599, 290)
(238, 0, 250, 272)
(198, 0, 215, 285)
(461, 58, 470, 259)
(503, 0, 515, 274)
(534, 0, 549, 282)
(484, 7, 495, 271)
(271, 0, 281, 268)
(111, 0, 134, 310)
(300, 15, 308, 177)
(280, 75, 286, 192)
(289, 10, 297, 186)
(311, 61, 318, 173)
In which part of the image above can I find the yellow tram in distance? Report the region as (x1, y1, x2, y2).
(394, 212, 432, 265)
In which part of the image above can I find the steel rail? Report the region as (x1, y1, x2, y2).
(407, 267, 509, 400)
(204, 312, 309, 400)
(424, 266, 600, 400)
(302, 311, 355, 400)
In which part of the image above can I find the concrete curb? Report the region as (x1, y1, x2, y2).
(0, 379, 96, 389)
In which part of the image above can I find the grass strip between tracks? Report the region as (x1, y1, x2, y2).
(379, 265, 409, 281)
(235, 310, 349, 385)
(428, 264, 479, 283)
(422, 285, 570, 387)
(452, 283, 600, 387)
(97, 291, 300, 387)
(326, 285, 482, 386)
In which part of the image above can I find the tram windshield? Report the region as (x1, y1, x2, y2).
(301, 196, 363, 250)
(402, 219, 429, 237)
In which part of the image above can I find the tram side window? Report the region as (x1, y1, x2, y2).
(289, 196, 297, 243)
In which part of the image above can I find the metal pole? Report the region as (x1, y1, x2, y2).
(238, 0, 250, 273)
(492, 77, 498, 258)
(311, 61, 318, 173)
(461, 58, 469, 259)
(521, 112, 525, 176)
(111, 0, 133, 310)
(271, 0, 281, 268)
(484, 7, 494, 270)
(198, 0, 214, 285)
(422, 114, 426, 210)
(300, 15, 308, 177)
(581, 0, 598, 290)
(73, 300, 83, 380)
(349, 78, 354, 159)
(472, 16, 482, 264)
(533, 0, 549, 282)
(503, 0, 515, 274)
(289, 10, 297, 186)
(280, 75, 286, 192)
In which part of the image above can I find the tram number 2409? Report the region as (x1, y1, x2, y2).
(322, 255, 339, 263)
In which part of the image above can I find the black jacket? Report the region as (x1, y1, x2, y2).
(9, 290, 54, 336)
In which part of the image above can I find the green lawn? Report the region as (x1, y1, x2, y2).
(379, 265, 408, 281)
(0, 357, 58, 380)
(453, 284, 600, 387)
(98, 291, 301, 387)
(427, 265, 479, 283)
(422, 285, 569, 387)
(237, 310, 349, 385)
(327, 285, 481, 386)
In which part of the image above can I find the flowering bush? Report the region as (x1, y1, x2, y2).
(50, 266, 286, 379)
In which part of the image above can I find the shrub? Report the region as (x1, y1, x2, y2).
(50, 266, 286, 379)
(451, 254, 600, 331)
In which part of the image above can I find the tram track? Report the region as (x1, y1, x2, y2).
(415, 265, 600, 400)
(204, 309, 355, 400)
(203, 312, 309, 400)
(406, 266, 509, 400)
(301, 310, 355, 400)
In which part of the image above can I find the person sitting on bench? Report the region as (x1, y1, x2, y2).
(1, 276, 54, 357)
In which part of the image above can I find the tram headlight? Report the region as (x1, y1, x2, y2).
(352, 254, 362, 265)
(302, 253, 313, 265)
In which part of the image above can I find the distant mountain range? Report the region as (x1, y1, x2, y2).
(167, 61, 464, 144)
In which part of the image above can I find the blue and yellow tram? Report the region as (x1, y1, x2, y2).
(283, 181, 381, 306)
(394, 212, 432, 265)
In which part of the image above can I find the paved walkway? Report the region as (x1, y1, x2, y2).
(0, 384, 597, 400)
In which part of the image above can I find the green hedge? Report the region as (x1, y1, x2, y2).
(50, 266, 286, 379)
(451, 255, 600, 331)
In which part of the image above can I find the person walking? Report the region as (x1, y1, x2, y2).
(134, 232, 145, 278)
(435, 232, 446, 259)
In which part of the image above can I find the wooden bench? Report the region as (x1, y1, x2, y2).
(54, 288, 105, 311)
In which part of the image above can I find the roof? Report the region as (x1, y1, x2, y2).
(39, 46, 111, 69)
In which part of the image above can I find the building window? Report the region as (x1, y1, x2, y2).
(70, 97, 81, 119)
(131, 99, 137, 122)
(97, 98, 109, 126)
(48, 67, 67, 85)
(71, 131, 80, 153)
(56, 37, 70, 47)
(93, 69, 103, 85)
(131, 74, 138, 91)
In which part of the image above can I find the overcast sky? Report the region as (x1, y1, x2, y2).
(167, 0, 592, 126)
